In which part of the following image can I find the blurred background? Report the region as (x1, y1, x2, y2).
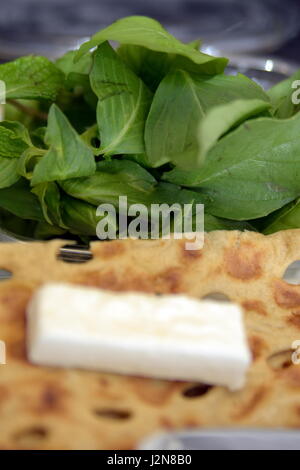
(0, 0, 299, 60)
(0, 0, 299, 87)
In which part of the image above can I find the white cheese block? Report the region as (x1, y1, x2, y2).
(26, 283, 251, 390)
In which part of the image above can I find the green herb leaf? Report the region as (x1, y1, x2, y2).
(0, 122, 30, 158)
(60, 159, 157, 206)
(76, 16, 227, 74)
(34, 221, 66, 240)
(17, 147, 45, 180)
(31, 182, 65, 227)
(0, 158, 20, 189)
(0, 56, 64, 101)
(0, 121, 32, 145)
(164, 112, 300, 220)
(0, 179, 44, 221)
(262, 199, 300, 234)
(145, 70, 270, 168)
(61, 195, 117, 236)
(268, 69, 300, 119)
(90, 42, 152, 156)
(204, 213, 256, 232)
(0, 208, 38, 240)
(117, 45, 175, 91)
(31, 104, 96, 185)
(117, 41, 227, 92)
(56, 50, 97, 109)
(56, 50, 93, 77)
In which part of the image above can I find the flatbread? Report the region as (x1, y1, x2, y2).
(1, 230, 300, 449)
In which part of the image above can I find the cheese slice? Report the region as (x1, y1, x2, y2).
(26, 283, 251, 390)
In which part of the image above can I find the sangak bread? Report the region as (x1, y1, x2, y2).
(1, 230, 300, 449)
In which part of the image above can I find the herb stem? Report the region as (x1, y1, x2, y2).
(7, 99, 49, 121)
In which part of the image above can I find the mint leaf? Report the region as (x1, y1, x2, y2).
(164, 113, 300, 220)
(145, 70, 270, 168)
(31, 104, 96, 185)
(76, 16, 227, 74)
(0, 122, 29, 158)
(0, 121, 32, 145)
(0, 56, 64, 101)
(90, 42, 152, 156)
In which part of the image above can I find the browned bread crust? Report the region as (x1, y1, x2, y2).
(1, 230, 300, 449)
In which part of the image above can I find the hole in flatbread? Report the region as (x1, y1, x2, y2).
(13, 426, 49, 446)
(0, 269, 12, 281)
(202, 292, 230, 302)
(182, 383, 213, 398)
(267, 349, 293, 370)
(57, 244, 93, 264)
(93, 408, 132, 420)
(283, 261, 300, 285)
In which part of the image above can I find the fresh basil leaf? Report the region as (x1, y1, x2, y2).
(204, 214, 256, 232)
(147, 182, 208, 207)
(117, 40, 223, 93)
(0, 157, 20, 188)
(61, 195, 117, 236)
(56, 50, 93, 77)
(196, 99, 270, 163)
(164, 113, 300, 220)
(117, 45, 174, 91)
(0, 179, 44, 221)
(95, 159, 156, 181)
(0, 56, 64, 101)
(268, 69, 300, 119)
(262, 199, 300, 234)
(17, 147, 45, 180)
(59, 95, 97, 134)
(145, 70, 269, 168)
(34, 221, 66, 240)
(177, 98, 271, 169)
(124, 153, 152, 168)
(76, 16, 227, 74)
(31, 104, 96, 185)
(31, 182, 65, 227)
(69, 73, 98, 110)
(0, 123, 29, 158)
(56, 51, 97, 110)
(30, 127, 47, 148)
(188, 39, 202, 50)
(0, 207, 37, 240)
(80, 124, 100, 153)
(90, 42, 152, 156)
(60, 159, 157, 206)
